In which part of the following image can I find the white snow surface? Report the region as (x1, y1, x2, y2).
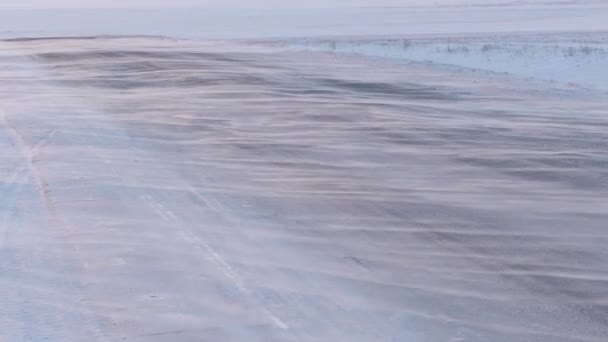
(277, 32, 608, 90)
(3, 2, 606, 89)
(1, 37, 607, 342)
(1, 2, 608, 341)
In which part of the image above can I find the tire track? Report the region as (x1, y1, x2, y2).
(0, 111, 109, 341)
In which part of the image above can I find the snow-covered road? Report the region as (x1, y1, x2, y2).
(1, 37, 607, 341)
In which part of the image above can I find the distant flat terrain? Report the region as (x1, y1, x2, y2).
(1, 37, 607, 341)
(2, 1, 608, 39)
(277, 31, 608, 90)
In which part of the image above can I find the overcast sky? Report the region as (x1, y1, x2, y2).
(0, 0, 502, 9)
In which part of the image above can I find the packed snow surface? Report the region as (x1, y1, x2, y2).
(1, 36, 607, 341)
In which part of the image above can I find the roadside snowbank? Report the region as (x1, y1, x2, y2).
(282, 33, 608, 89)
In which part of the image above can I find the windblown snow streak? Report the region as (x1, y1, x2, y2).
(0, 37, 607, 341)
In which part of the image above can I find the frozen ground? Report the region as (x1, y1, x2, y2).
(275, 31, 608, 90)
(1, 37, 607, 341)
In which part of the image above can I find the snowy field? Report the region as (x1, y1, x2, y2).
(1, 1, 608, 342)
(277, 32, 608, 90)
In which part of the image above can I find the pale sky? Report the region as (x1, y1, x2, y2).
(0, 0, 498, 10)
